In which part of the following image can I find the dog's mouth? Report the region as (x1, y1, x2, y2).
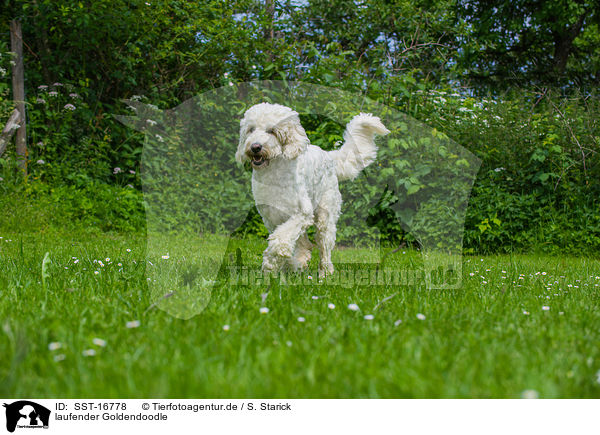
(251, 156, 269, 168)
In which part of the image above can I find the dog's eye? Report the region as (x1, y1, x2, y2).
(247, 126, 255, 134)
(266, 128, 275, 135)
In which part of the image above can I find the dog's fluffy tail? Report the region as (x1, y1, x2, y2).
(329, 113, 390, 181)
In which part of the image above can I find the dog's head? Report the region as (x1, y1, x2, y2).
(236, 102, 309, 169)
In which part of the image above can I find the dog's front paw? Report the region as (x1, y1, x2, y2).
(266, 235, 294, 259)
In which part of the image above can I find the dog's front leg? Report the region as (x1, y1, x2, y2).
(262, 212, 313, 274)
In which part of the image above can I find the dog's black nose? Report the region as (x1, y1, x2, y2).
(251, 143, 262, 153)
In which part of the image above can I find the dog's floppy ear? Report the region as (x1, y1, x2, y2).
(235, 116, 248, 164)
(275, 113, 309, 160)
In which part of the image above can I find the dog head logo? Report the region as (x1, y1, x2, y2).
(118, 80, 481, 319)
(3, 401, 50, 432)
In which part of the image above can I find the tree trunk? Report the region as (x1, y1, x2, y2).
(552, 10, 587, 75)
(10, 19, 27, 174)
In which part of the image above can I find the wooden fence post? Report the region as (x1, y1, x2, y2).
(10, 19, 27, 175)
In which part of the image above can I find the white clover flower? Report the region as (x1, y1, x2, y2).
(92, 338, 107, 347)
(297, 317, 305, 322)
(54, 354, 66, 362)
(364, 314, 374, 320)
(347, 303, 359, 311)
(328, 303, 335, 309)
(416, 313, 426, 320)
(48, 342, 62, 351)
(223, 325, 230, 331)
(259, 307, 269, 314)
(126, 320, 141, 328)
(311, 295, 318, 300)
(82, 349, 96, 357)
(394, 319, 403, 326)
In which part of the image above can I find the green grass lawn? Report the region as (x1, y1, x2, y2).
(1, 230, 599, 398)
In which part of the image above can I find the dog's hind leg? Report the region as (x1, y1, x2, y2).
(315, 196, 341, 277)
(289, 233, 313, 271)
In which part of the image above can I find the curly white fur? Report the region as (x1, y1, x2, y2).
(236, 102, 389, 276)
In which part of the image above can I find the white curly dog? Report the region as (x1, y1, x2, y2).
(236, 102, 389, 277)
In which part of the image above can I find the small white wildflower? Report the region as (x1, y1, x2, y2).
(394, 319, 402, 326)
(311, 295, 318, 300)
(92, 338, 107, 347)
(542, 306, 550, 311)
(64, 103, 76, 110)
(521, 390, 539, 399)
(129, 169, 136, 174)
(146, 119, 157, 126)
(364, 314, 374, 320)
(36, 159, 45, 164)
(523, 311, 529, 315)
(161, 255, 170, 260)
(53, 82, 63, 86)
(155, 134, 164, 142)
(36, 98, 46, 104)
(49, 91, 58, 97)
(94, 271, 99, 275)
(259, 307, 269, 314)
(69, 93, 80, 98)
(416, 313, 426, 320)
(53, 354, 66, 362)
(328, 303, 335, 309)
(222, 325, 230, 331)
(38, 85, 48, 90)
(126, 248, 131, 252)
(297, 317, 305, 322)
(82, 349, 96, 357)
(126, 320, 141, 328)
(48, 342, 62, 351)
(307, 275, 313, 280)
(347, 303, 359, 311)
(286, 340, 292, 347)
